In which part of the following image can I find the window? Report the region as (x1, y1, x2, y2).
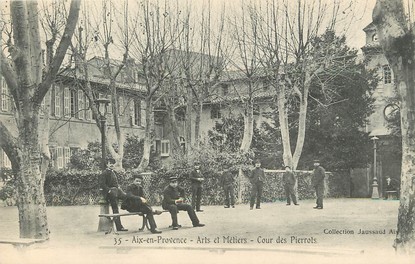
(64, 147, 71, 167)
(85, 95, 92, 120)
(211, 104, 221, 119)
(78, 90, 84, 119)
(118, 96, 124, 116)
(1, 77, 9, 112)
(57, 147, 64, 169)
(383, 65, 392, 84)
(54, 85, 61, 117)
(49, 146, 69, 168)
(63, 87, 71, 117)
(134, 99, 141, 126)
(129, 99, 135, 126)
(160, 140, 170, 157)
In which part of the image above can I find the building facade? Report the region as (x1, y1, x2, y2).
(353, 22, 401, 198)
(0, 57, 147, 170)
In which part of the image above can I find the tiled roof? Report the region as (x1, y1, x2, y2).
(59, 69, 147, 93)
(207, 90, 276, 104)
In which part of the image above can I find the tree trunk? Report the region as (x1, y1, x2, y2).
(185, 84, 193, 153)
(277, 83, 294, 168)
(292, 76, 310, 169)
(16, 107, 49, 239)
(164, 99, 181, 154)
(108, 79, 124, 170)
(194, 101, 202, 148)
(138, 97, 154, 171)
(373, 0, 415, 253)
(240, 100, 254, 152)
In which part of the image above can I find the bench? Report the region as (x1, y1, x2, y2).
(98, 211, 167, 235)
(0, 238, 45, 249)
(385, 190, 398, 200)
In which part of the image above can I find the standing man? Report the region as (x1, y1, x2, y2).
(99, 161, 128, 232)
(162, 176, 205, 230)
(283, 166, 299, 206)
(249, 160, 265, 210)
(121, 174, 162, 234)
(220, 167, 235, 208)
(189, 162, 204, 212)
(312, 160, 325, 209)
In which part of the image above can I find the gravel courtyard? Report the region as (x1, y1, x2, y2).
(0, 198, 412, 264)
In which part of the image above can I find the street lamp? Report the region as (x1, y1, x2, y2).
(371, 136, 380, 199)
(95, 97, 111, 232)
(95, 97, 111, 170)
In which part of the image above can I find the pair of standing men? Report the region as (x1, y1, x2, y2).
(284, 160, 325, 209)
(248, 160, 299, 209)
(250, 160, 324, 209)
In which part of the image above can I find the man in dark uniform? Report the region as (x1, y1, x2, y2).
(283, 165, 299, 206)
(99, 161, 128, 232)
(312, 160, 325, 209)
(121, 174, 162, 234)
(189, 163, 204, 212)
(249, 160, 265, 210)
(162, 176, 205, 230)
(220, 167, 235, 208)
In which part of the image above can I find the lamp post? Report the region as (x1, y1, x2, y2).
(371, 136, 380, 199)
(95, 97, 111, 232)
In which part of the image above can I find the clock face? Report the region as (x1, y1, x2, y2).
(383, 103, 400, 121)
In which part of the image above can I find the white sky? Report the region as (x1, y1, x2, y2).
(1, 0, 377, 60)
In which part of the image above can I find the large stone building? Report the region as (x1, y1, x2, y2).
(351, 22, 401, 198)
(0, 57, 147, 169)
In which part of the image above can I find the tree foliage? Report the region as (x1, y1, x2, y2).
(297, 30, 377, 170)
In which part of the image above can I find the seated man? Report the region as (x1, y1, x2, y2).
(99, 161, 128, 232)
(162, 176, 205, 230)
(121, 174, 162, 234)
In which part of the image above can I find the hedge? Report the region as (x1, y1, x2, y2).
(0, 167, 349, 206)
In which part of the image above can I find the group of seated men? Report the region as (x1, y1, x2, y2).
(99, 162, 205, 234)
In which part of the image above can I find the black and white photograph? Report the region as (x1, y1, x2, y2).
(0, 0, 414, 263)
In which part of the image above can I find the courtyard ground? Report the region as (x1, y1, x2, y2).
(0, 198, 412, 264)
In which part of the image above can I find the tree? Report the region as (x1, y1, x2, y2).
(372, 0, 415, 253)
(296, 30, 376, 170)
(228, 2, 264, 153)
(68, 0, 140, 171)
(130, 0, 182, 170)
(175, 1, 227, 150)
(247, 0, 361, 170)
(0, 0, 80, 239)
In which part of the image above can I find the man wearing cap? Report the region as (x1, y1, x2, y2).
(189, 163, 204, 212)
(312, 160, 325, 209)
(99, 161, 127, 232)
(283, 165, 299, 206)
(121, 174, 162, 234)
(162, 176, 205, 230)
(249, 160, 265, 210)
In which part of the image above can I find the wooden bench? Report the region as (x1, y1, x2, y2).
(386, 190, 398, 200)
(0, 238, 45, 249)
(98, 211, 167, 235)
